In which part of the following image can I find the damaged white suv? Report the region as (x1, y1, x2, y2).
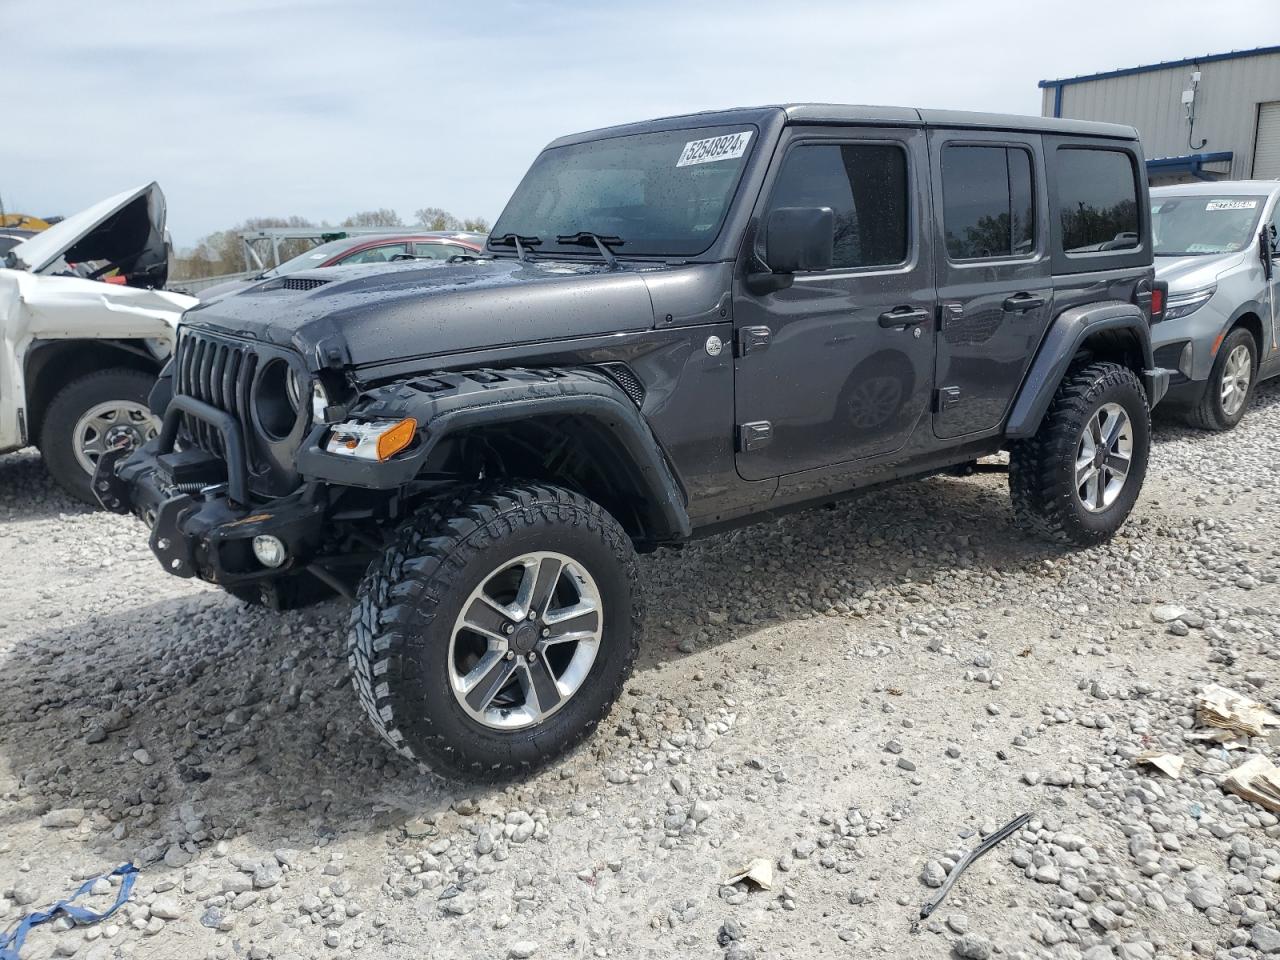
(0, 183, 195, 502)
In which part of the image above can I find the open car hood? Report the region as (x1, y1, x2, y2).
(5, 182, 170, 288)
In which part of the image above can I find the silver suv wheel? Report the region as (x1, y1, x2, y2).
(448, 551, 603, 730)
(1074, 402, 1133, 513)
(1219, 343, 1252, 418)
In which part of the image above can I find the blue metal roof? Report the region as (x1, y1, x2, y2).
(1145, 151, 1234, 180)
(1039, 45, 1280, 89)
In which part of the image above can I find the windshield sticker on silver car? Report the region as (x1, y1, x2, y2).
(1205, 200, 1258, 211)
(676, 132, 753, 167)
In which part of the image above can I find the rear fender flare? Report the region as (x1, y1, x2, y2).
(1005, 301, 1156, 440)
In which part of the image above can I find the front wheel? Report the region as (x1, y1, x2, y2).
(1009, 361, 1151, 547)
(1185, 328, 1256, 432)
(40, 368, 159, 505)
(348, 484, 641, 779)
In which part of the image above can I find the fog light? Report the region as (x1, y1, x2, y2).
(252, 534, 288, 568)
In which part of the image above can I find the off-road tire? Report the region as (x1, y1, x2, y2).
(1009, 361, 1150, 547)
(223, 573, 334, 611)
(40, 368, 155, 505)
(1185, 327, 1255, 432)
(348, 483, 642, 779)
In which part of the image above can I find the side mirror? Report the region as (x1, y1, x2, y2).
(1262, 228, 1276, 282)
(766, 206, 834, 274)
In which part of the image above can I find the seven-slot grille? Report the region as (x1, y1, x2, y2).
(175, 329, 258, 457)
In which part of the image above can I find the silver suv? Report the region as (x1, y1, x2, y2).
(1151, 180, 1280, 430)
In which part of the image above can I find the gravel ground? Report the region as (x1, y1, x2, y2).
(1, 382, 1279, 960)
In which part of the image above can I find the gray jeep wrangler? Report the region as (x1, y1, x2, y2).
(98, 105, 1170, 777)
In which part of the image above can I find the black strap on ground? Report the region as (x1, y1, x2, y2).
(919, 812, 1030, 920)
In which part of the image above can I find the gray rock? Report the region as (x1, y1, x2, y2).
(508, 941, 539, 959)
(149, 897, 182, 920)
(920, 860, 947, 888)
(1252, 925, 1280, 955)
(955, 934, 992, 960)
(40, 808, 84, 829)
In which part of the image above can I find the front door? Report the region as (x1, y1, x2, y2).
(733, 126, 936, 481)
(928, 130, 1053, 438)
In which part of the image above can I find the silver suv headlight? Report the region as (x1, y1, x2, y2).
(1163, 285, 1216, 322)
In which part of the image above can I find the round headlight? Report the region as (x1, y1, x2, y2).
(286, 367, 303, 412)
(255, 359, 301, 440)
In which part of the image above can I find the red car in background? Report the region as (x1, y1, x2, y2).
(197, 231, 486, 301)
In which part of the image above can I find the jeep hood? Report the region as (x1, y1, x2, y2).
(1155, 251, 1248, 292)
(182, 258, 661, 368)
(6, 182, 171, 288)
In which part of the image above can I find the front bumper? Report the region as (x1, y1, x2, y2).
(94, 400, 324, 584)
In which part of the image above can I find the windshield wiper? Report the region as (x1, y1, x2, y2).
(489, 233, 542, 263)
(556, 232, 624, 270)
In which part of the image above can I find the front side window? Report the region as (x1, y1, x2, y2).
(341, 243, 409, 265)
(489, 125, 756, 258)
(941, 145, 1035, 259)
(1057, 148, 1140, 254)
(1151, 195, 1268, 256)
(766, 142, 909, 269)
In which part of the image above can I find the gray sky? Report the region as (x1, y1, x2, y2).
(5, 0, 1276, 246)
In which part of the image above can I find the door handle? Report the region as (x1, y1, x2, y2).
(1002, 293, 1045, 313)
(878, 306, 931, 329)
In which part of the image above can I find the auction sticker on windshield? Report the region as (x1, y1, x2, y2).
(1205, 200, 1258, 211)
(677, 132, 753, 167)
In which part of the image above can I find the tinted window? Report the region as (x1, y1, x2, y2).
(341, 243, 409, 264)
(1057, 149, 1140, 254)
(767, 143, 908, 269)
(941, 146, 1035, 259)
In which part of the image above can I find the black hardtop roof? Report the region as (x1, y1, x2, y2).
(546, 104, 1138, 148)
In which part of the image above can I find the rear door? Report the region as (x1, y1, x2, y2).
(732, 125, 936, 480)
(928, 131, 1052, 438)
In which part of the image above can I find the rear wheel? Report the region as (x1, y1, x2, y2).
(348, 483, 641, 779)
(1009, 361, 1150, 546)
(1186, 328, 1255, 432)
(40, 368, 158, 505)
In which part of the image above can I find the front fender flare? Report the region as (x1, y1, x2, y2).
(296, 367, 692, 541)
(1005, 301, 1164, 440)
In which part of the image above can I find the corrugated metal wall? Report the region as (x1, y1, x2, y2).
(1041, 51, 1280, 181)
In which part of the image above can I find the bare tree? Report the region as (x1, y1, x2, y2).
(461, 217, 490, 232)
(414, 207, 461, 231)
(342, 208, 403, 228)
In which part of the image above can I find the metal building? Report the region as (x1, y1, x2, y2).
(1039, 46, 1280, 184)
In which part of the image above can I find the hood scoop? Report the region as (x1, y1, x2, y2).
(258, 276, 334, 292)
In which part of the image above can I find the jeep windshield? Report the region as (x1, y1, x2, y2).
(488, 125, 757, 259)
(1152, 195, 1268, 256)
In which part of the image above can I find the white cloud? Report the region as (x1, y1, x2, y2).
(4, 0, 1275, 245)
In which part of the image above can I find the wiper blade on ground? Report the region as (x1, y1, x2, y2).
(489, 233, 542, 263)
(555, 232, 624, 270)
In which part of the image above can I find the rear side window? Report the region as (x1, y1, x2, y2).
(1057, 148, 1140, 254)
(941, 145, 1035, 259)
(767, 143, 909, 269)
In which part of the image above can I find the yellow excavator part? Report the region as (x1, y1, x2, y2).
(0, 213, 51, 231)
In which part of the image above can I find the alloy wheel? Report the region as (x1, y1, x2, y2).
(1074, 402, 1133, 513)
(1219, 343, 1253, 417)
(448, 552, 603, 730)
